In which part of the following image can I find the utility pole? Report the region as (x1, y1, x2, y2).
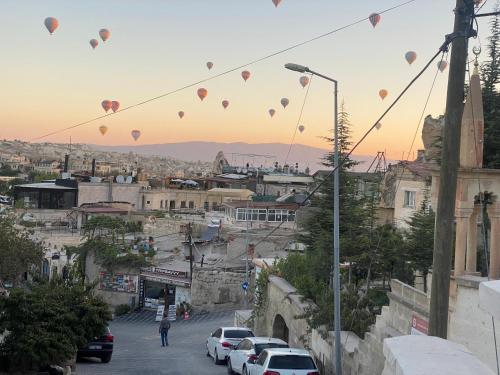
(244, 200, 250, 310)
(429, 0, 475, 338)
(188, 222, 193, 283)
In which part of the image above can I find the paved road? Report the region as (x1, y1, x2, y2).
(78, 310, 234, 375)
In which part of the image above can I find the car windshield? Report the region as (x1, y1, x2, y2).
(255, 343, 289, 355)
(224, 330, 254, 339)
(268, 355, 316, 370)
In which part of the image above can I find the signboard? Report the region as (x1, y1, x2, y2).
(410, 314, 428, 335)
(141, 267, 188, 279)
(138, 278, 145, 308)
(167, 304, 177, 322)
(242, 281, 249, 291)
(155, 305, 165, 322)
(99, 272, 138, 293)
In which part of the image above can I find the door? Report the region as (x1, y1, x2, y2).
(250, 351, 268, 375)
(232, 339, 250, 372)
(209, 328, 221, 356)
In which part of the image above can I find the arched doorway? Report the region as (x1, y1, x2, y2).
(272, 314, 289, 343)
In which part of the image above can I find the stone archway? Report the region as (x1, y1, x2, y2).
(272, 314, 289, 343)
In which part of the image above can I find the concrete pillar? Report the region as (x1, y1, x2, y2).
(466, 206, 479, 273)
(488, 204, 500, 279)
(454, 207, 473, 277)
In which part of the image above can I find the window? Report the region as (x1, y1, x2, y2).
(204, 201, 209, 211)
(255, 343, 289, 355)
(256, 351, 268, 366)
(268, 209, 276, 222)
(181, 201, 186, 208)
(223, 329, 254, 339)
(287, 210, 296, 222)
(268, 355, 316, 370)
(212, 328, 222, 338)
(275, 210, 283, 222)
(146, 200, 151, 205)
(259, 209, 267, 221)
(403, 191, 416, 208)
(189, 201, 194, 209)
(237, 208, 245, 221)
(160, 200, 163, 209)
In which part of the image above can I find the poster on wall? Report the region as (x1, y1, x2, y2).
(410, 314, 428, 335)
(99, 272, 138, 293)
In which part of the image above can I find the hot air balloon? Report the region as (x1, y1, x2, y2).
(379, 89, 388, 100)
(99, 125, 108, 135)
(90, 39, 99, 49)
(241, 71, 251, 82)
(405, 51, 417, 65)
(375, 122, 382, 130)
(269, 109, 276, 117)
(222, 100, 229, 109)
(178, 111, 185, 119)
(368, 13, 381, 28)
(197, 88, 208, 101)
(44, 17, 59, 35)
(281, 98, 289, 108)
(272, 0, 282, 7)
(298, 125, 305, 133)
(111, 101, 120, 113)
(131, 129, 141, 141)
(437, 61, 448, 72)
(99, 28, 110, 42)
(299, 76, 310, 88)
(206, 62, 214, 70)
(101, 100, 112, 113)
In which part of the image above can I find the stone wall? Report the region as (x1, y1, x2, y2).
(191, 268, 246, 309)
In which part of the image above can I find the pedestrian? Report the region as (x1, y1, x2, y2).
(159, 312, 171, 347)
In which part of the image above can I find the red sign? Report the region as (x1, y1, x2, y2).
(411, 314, 428, 335)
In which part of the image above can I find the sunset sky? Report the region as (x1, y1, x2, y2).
(0, 0, 494, 160)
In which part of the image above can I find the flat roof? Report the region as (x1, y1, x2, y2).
(223, 201, 299, 210)
(15, 182, 77, 190)
(75, 206, 128, 214)
(263, 175, 314, 184)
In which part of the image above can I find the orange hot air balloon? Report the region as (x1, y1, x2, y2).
(272, 0, 282, 7)
(269, 109, 276, 117)
(206, 62, 214, 70)
(379, 89, 388, 100)
(101, 100, 112, 113)
(437, 61, 448, 72)
(299, 76, 310, 88)
(375, 122, 382, 130)
(90, 39, 99, 49)
(197, 88, 208, 101)
(280, 98, 289, 108)
(99, 125, 108, 135)
(222, 100, 229, 109)
(111, 101, 120, 113)
(241, 70, 251, 82)
(405, 51, 417, 65)
(99, 28, 110, 42)
(131, 129, 141, 141)
(298, 125, 305, 133)
(44, 17, 59, 35)
(368, 13, 381, 28)
(178, 111, 185, 119)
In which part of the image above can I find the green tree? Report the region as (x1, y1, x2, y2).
(0, 279, 111, 372)
(0, 216, 44, 286)
(28, 171, 60, 183)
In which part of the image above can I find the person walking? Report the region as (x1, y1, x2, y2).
(159, 313, 171, 347)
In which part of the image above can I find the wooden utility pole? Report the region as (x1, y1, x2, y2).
(188, 222, 193, 283)
(429, 0, 475, 338)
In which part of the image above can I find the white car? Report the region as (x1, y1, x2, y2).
(206, 327, 254, 365)
(248, 348, 319, 375)
(227, 337, 288, 375)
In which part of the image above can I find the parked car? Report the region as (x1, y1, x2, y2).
(77, 327, 114, 363)
(206, 327, 254, 365)
(248, 348, 319, 375)
(227, 337, 288, 375)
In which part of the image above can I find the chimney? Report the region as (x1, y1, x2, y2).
(91, 159, 96, 177)
(63, 154, 69, 172)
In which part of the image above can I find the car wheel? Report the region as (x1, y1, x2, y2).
(242, 365, 249, 375)
(101, 353, 112, 363)
(227, 358, 235, 374)
(206, 345, 211, 357)
(214, 349, 223, 365)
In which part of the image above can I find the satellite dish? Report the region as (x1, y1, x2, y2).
(236, 168, 242, 173)
(126, 176, 133, 184)
(242, 169, 248, 174)
(116, 175, 125, 183)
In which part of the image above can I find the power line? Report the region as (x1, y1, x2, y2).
(31, 0, 419, 141)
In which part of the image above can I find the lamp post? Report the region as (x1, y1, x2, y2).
(285, 63, 341, 375)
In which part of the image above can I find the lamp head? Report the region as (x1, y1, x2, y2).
(284, 63, 308, 73)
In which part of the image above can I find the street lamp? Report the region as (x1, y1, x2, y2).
(285, 63, 341, 375)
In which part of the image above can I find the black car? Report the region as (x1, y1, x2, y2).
(77, 327, 114, 363)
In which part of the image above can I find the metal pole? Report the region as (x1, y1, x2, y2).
(333, 81, 342, 375)
(244, 200, 250, 309)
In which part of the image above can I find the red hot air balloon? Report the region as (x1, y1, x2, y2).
(206, 62, 214, 70)
(178, 111, 185, 119)
(241, 71, 251, 82)
(437, 61, 448, 72)
(99, 125, 108, 135)
(272, 0, 282, 7)
(44, 17, 59, 35)
(368, 13, 381, 28)
(379, 89, 388, 100)
(298, 125, 305, 133)
(222, 100, 229, 109)
(269, 109, 276, 117)
(299, 76, 310, 88)
(197, 88, 208, 101)
(90, 39, 99, 49)
(111, 101, 120, 113)
(101, 100, 112, 113)
(131, 129, 141, 141)
(405, 51, 417, 65)
(99, 28, 110, 42)
(281, 98, 289, 108)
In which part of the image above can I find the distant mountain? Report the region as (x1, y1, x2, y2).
(90, 142, 386, 172)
